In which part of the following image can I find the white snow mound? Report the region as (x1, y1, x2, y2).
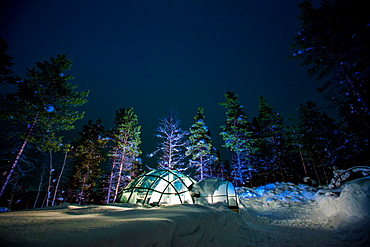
(316, 176, 370, 218)
(237, 182, 317, 212)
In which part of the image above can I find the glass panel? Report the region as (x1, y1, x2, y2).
(227, 182, 238, 207)
(148, 191, 161, 206)
(132, 188, 148, 204)
(125, 178, 140, 188)
(182, 177, 195, 187)
(153, 177, 168, 193)
(150, 176, 163, 189)
(228, 196, 238, 207)
(213, 195, 227, 203)
(160, 193, 181, 205)
(227, 182, 236, 196)
(118, 189, 132, 203)
(172, 179, 184, 193)
(134, 176, 146, 188)
(141, 176, 159, 189)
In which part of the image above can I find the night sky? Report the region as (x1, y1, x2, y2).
(0, 0, 324, 164)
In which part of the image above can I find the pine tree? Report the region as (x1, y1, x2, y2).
(71, 119, 107, 205)
(0, 54, 88, 198)
(105, 107, 142, 204)
(186, 108, 217, 181)
(149, 110, 188, 171)
(219, 92, 257, 186)
(253, 96, 287, 183)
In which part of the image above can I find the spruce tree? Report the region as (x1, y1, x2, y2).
(253, 96, 287, 182)
(71, 119, 107, 205)
(219, 92, 257, 186)
(106, 107, 142, 204)
(186, 108, 217, 181)
(149, 110, 188, 170)
(0, 54, 88, 198)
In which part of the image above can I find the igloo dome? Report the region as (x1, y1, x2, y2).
(116, 169, 196, 206)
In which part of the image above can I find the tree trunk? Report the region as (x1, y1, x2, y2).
(113, 156, 125, 203)
(106, 168, 114, 204)
(52, 150, 68, 206)
(78, 175, 87, 205)
(46, 152, 53, 207)
(200, 156, 204, 181)
(33, 162, 47, 209)
(0, 114, 38, 198)
(309, 153, 321, 186)
(270, 131, 285, 182)
(320, 159, 329, 185)
(299, 148, 308, 177)
(106, 148, 119, 204)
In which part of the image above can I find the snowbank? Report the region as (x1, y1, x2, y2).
(316, 176, 370, 218)
(238, 177, 370, 246)
(237, 182, 317, 213)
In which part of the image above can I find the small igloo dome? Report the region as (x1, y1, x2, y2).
(191, 178, 239, 212)
(116, 169, 196, 206)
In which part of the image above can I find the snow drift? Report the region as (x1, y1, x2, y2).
(316, 176, 370, 219)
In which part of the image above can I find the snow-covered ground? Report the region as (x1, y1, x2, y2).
(1, 177, 369, 247)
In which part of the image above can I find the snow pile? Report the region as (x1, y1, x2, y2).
(238, 178, 370, 221)
(237, 182, 317, 211)
(316, 176, 370, 218)
(237, 177, 370, 246)
(314, 177, 370, 245)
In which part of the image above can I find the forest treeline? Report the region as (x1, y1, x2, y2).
(1, 0, 369, 209)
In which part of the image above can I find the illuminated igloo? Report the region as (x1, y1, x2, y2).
(116, 169, 240, 212)
(116, 169, 196, 206)
(191, 178, 239, 213)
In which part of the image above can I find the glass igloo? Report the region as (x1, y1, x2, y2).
(116, 169, 196, 206)
(191, 178, 239, 213)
